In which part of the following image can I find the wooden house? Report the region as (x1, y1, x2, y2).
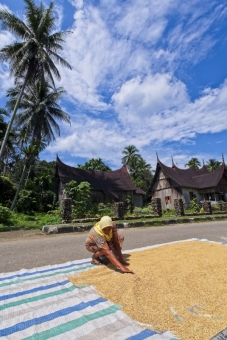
(150, 157, 227, 209)
(56, 156, 144, 207)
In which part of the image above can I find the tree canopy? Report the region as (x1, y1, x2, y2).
(206, 159, 222, 172)
(78, 158, 111, 171)
(185, 157, 201, 170)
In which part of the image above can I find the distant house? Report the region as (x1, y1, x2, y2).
(56, 156, 144, 207)
(150, 157, 227, 209)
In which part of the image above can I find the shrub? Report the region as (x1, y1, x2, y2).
(65, 180, 93, 218)
(16, 190, 39, 213)
(189, 198, 200, 212)
(95, 203, 114, 218)
(0, 204, 13, 225)
(133, 206, 153, 217)
(0, 176, 16, 207)
(162, 208, 175, 216)
(41, 190, 57, 212)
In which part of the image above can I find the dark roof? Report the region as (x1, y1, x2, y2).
(56, 156, 145, 198)
(151, 159, 226, 189)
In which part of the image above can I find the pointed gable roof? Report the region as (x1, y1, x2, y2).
(152, 158, 226, 189)
(56, 156, 144, 198)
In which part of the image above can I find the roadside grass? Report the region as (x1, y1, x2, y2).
(0, 211, 61, 232)
(1, 211, 227, 233)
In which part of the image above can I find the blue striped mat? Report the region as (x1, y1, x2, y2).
(3, 239, 218, 339)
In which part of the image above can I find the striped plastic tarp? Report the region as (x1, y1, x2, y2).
(3, 239, 217, 339)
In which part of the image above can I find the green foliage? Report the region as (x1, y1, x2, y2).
(0, 176, 15, 207)
(65, 180, 77, 201)
(200, 207, 204, 213)
(0, 204, 12, 225)
(65, 180, 92, 218)
(121, 145, 153, 203)
(94, 203, 114, 218)
(206, 159, 222, 172)
(78, 158, 111, 171)
(41, 190, 57, 212)
(75, 182, 92, 218)
(185, 158, 201, 170)
(16, 189, 39, 213)
(133, 205, 153, 216)
(189, 198, 200, 212)
(162, 208, 175, 216)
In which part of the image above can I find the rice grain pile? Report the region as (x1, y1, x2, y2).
(69, 241, 227, 340)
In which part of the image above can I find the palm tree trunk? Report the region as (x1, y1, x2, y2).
(10, 160, 28, 211)
(25, 165, 31, 187)
(0, 72, 29, 160)
(3, 150, 8, 176)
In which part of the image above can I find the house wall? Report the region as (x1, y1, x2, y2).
(181, 187, 203, 205)
(133, 194, 143, 207)
(151, 170, 183, 209)
(58, 182, 143, 207)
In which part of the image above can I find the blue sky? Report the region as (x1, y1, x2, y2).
(1, 0, 227, 170)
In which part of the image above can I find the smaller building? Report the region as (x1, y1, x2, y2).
(56, 156, 144, 207)
(150, 157, 227, 209)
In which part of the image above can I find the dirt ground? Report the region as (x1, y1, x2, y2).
(0, 229, 54, 242)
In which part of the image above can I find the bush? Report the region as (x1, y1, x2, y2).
(0, 204, 13, 225)
(133, 206, 153, 217)
(41, 190, 57, 212)
(16, 189, 39, 213)
(162, 208, 175, 216)
(65, 180, 93, 218)
(0, 176, 16, 207)
(95, 203, 114, 218)
(189, 198, 200, 212)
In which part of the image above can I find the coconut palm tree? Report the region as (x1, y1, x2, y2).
(7, 79, 70, 210)
(122, 145, 141, 165)
(7, 78, 70, 145)
(0, 109, 17, 175)
(10, 142, 40, 210)
(0, 0, 72, 159)
(185, 157, 201, 170)
(206, 159, 221, 172)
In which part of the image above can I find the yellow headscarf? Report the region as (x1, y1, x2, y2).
(94, 216, 113, 241)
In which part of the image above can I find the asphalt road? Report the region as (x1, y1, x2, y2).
(1, 220, 227, 273)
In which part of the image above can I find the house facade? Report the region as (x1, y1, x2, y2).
(56, 156, 144, 207)
(150, 158, 227, 209)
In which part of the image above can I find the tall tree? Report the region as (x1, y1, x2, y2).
(0, 0, 71, 159)
(6, 79, 70, 145)
(206, 159, 221, 172)
(6, 80, 70, 210)
(122, 145, 141, 165)
(10, 142, 40, 210)
(185, 157, 201, 170)
(78, 158, 111, 171)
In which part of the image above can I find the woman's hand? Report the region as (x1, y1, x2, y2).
(119, 266, 134, 274)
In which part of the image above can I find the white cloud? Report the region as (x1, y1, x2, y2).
(112, 73, 189, 124)
(0, 28, 15, 97)
(47, 76, 227, 168)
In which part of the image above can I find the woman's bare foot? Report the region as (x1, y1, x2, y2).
(91, 255, 103, 265)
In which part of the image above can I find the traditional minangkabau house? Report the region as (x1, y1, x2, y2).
(56, 156, 144, 207)
(150, 156, 227, 209)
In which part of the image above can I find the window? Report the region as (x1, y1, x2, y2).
(189, 192, 196, 200)
(165, 196, 172, 204)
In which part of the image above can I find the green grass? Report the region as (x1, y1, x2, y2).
(0, 211, 61, 232)
(1, 211, 227, 233)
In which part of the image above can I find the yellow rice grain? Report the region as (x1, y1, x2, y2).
(69, 241, 227, 340)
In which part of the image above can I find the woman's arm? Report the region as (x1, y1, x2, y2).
(112, 223, 128, 265)
(93, 248, 134, 274)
